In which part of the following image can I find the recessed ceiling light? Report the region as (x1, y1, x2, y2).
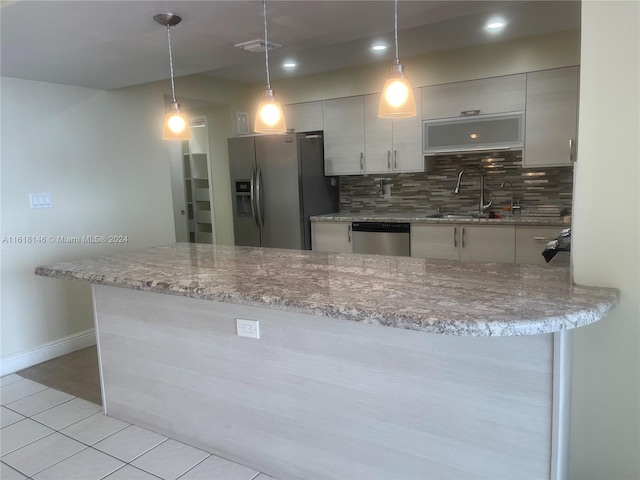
(283, 62, 297, 68)
(485, 20, 506, 31)
(372, 44, 387, 51)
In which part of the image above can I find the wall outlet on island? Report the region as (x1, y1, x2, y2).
(236, 319, 260, 339)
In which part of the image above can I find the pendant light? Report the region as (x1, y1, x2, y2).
(154, 13, 192, 141)
(254, 0, 286, 133)
(378, 0, 417, 118)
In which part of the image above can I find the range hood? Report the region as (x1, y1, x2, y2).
(423, 112, 524, 155)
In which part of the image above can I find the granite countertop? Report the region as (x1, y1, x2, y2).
(311, 212, 569, 226)
(35, 243, 618, 337)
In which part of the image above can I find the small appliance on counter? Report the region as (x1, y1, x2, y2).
(542, 228, 571, 264)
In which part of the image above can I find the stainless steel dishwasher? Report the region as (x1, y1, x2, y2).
(351, 222, 411, 257)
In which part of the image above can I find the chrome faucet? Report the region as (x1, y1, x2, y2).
(500, 180, 515, 212)
(454, 166, 492, 215)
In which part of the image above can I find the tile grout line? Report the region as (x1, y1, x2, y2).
(3, 376, 273, 480)
(173, 451, 212, 480)
(3, 394, 78, 418)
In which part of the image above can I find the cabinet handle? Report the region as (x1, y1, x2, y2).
(533, 236, 549, 241)
(360, 152, 364, 171)
(569, 138, 576, 163)
(461, 110, 481, 116)
(461, 227, 466, 248)
(348, 224, 352, 242)
(454, 227, 458, 247)
(394, 150, 397, 169)
(387, 151, 391, 170)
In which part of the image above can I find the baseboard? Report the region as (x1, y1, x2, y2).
(0, 329, 96, 376)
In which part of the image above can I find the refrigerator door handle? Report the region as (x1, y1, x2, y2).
(250, 166, 259, 229)
(256, 166, 265, 228)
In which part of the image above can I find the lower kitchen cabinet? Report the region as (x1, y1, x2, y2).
(515, 226, 566, 265)
(312, 221, 353, 253)
(411, 224, 515, 263)
(410, 224, 459, 260)
(460, 225, 515, 263)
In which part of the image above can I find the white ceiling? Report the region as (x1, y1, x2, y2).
(0, 0, 580, 91)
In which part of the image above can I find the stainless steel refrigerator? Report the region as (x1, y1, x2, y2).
(228, 133, 338, 250)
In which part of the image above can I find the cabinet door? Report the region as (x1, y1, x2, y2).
(312, 222, 353, 253)
(459, 225, 515, 263)
(392, 88, 423, 172)
(515, 226, 565, 265)
(324, 97, 365, 175)
(410, 224, 459, 260)
(422, 74, 526, 120)
(283, 101, 324, 133)
(364, 94, 393, 174)
(523, 67, 579, 168)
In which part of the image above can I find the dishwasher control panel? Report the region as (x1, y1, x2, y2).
(351, 222, 410, 233)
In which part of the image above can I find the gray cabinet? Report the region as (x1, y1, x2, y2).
(411, 224, 515, 263)
(422, 74, 526, 120)
(410, 224, 459, 260)
(324, 97, 365, 175)
(423, 112, 524, 155)
(515, 226, 566, 265)
(364, 90, 423, 174)
(459, 225, 515, 263)
(312, 221, 353, 253)
(326, 93, 422, 176)
(523, 67, 579, 167)
(283, 101, 324, 133)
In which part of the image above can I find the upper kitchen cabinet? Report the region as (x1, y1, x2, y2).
(324, 96, 365, 175)
(364, 90, 423, 174)
(283, 101, 324, 133)
(523, 66, 579, 168)
(422, 74, 526, 120)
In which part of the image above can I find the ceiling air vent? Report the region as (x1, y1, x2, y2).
(234, 39, 282, 53)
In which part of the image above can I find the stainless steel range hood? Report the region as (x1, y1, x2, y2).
(423, 112, 524, 156)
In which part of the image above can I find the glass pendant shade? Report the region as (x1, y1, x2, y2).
(254, 88, 286, 134)
(254, 0, 286, 134)
(162, 102, 192, 140)
(379, 63, 417, 118)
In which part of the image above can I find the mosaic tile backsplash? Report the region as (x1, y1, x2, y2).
(338, 152, 573, 216)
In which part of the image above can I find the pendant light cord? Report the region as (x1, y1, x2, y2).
(394, 0, 400, 64)
(166, 25, 177, 103)
(263, 0, 271, 89)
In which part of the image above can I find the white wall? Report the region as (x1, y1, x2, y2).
(570, 2, 640, 479)
(0, 77, 176, 369)
(253, 30, 580, 107)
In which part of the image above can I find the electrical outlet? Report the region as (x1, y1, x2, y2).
(236, 319, 260, 339)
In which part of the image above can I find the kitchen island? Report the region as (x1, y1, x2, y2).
(35, 244, 619, 479)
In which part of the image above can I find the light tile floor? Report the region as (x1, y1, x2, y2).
(1, 375, 276, 480)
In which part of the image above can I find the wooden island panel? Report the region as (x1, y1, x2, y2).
(95, 284, 554, 479)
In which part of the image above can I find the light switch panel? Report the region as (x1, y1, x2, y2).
(30, 192, 53, 209)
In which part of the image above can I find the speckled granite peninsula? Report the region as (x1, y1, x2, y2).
(34, 244, 620, 479)
(35, 243, 618, 336)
